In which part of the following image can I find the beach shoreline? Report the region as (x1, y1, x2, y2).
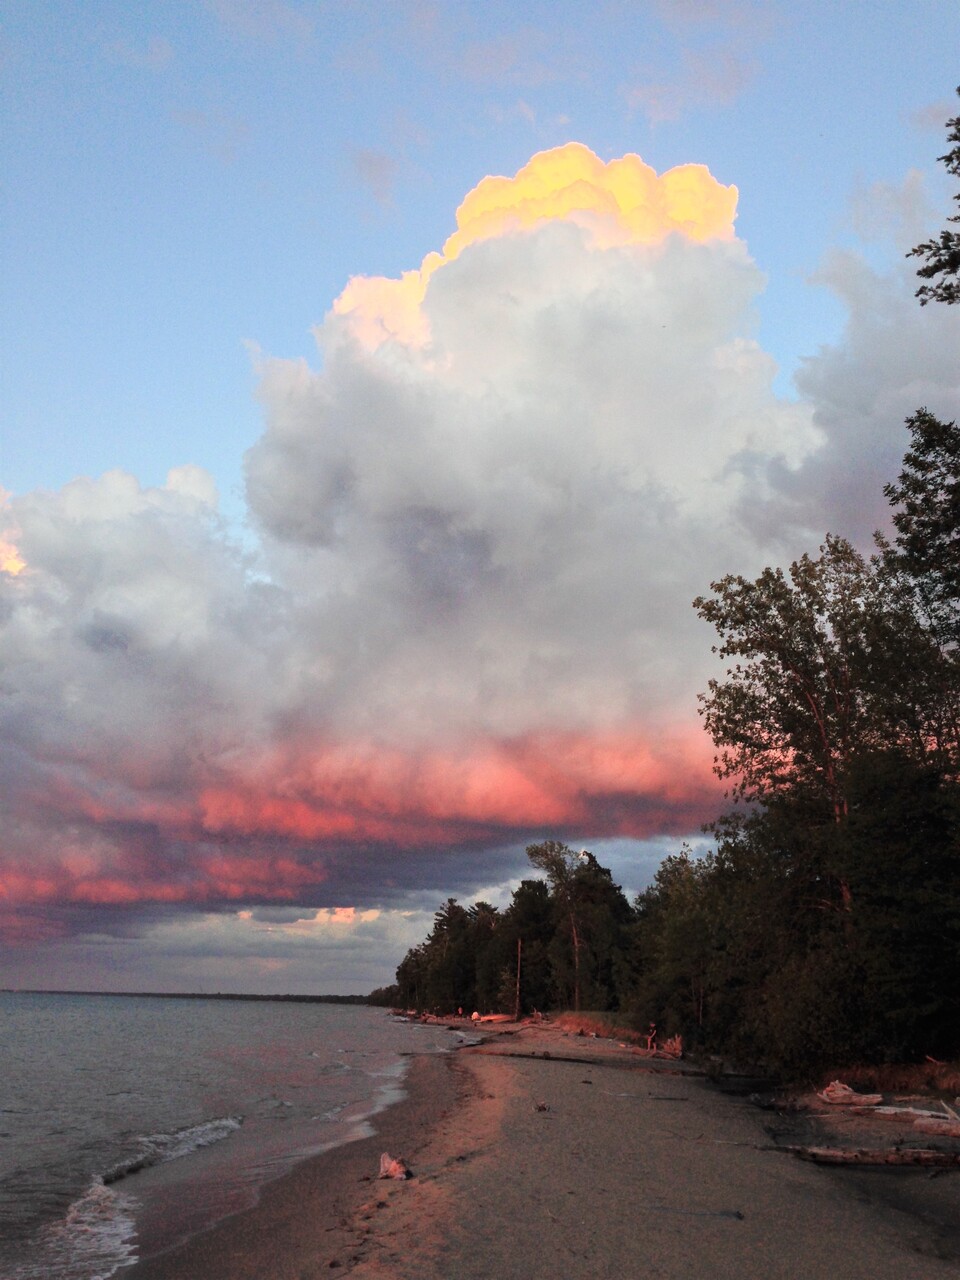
(127, 1043, 470, 1279)
(130, 1019, 960, 1279)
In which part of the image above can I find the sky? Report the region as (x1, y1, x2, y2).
(1, 1, 959, 995)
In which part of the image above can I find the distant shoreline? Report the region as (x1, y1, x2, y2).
(3, 988, 373, 1004)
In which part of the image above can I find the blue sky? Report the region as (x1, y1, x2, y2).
(1, 1, 959, 992)
(4, 1, 957, 516)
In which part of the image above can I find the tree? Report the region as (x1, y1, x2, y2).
(526, 841, 631, 1011)
(421, 898, 474, 1012)
(883, 408, 960, 653)
(692, 524, 960, 1068)
(627, 849, 717, 1041)
(908, 86, 960, 305)
(396, 942, 429, 1011)
(468, 901, 504, 1012)
(526, 841, 588, 1010)
(833, 751, 960, 1061)
(498, 879, 555, 1014)
(569, 851, 634, 1011)
(694, 536, 951, 823)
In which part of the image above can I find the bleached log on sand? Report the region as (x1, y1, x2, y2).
(912, 1117, 960, 1138)
(849, 1105, 948, 1121)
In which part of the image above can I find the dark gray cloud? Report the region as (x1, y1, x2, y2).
(2, 157, 957, 987)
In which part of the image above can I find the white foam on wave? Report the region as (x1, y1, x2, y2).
(104, 1115, 243, 1184)
(1, 1117, 244, 1279)
(3, 1177, 138, 1280)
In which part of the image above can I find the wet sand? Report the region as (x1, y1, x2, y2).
(130, 1021, 960, 1278)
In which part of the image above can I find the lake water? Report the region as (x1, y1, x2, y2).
(0, 992, 461, 1279)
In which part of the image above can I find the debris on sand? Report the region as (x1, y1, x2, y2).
(817, 1080, 882, 1106)
(781, 1145, 960, 1168)
(378, 1153, 412, 1180)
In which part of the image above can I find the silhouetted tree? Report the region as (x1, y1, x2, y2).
(498, 879, 555, 1014)
(526, 841, 631, 1011)
(908, 86, 960, 305)
(694, 536, 951, 826)
(884, 409, 960, 669)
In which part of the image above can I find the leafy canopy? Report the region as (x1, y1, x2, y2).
(694, 535, 947, 817)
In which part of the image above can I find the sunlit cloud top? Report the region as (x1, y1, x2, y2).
(0, 493, 25, 576)
(332, 142, 738, 349)
(0, 539, 25, 577)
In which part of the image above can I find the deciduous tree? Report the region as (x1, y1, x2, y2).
(694, 536, 950, 821)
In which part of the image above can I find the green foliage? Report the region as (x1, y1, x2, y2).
(366, 984, 401, 1006)
(499, 879, 555, 1013)
(834, 752, 960, 1060)
(884, 408, 960, 662)
(681, 380, 960, 1072)
(678, 420, 960, 1072)
(392, 851, 633, 1017)
(619, 763, 960, 1075)
(526, 841, 632, 1012)
(625, 849, 717, 1041)
(694, 536, 949, 817)
(908, 87, 960, 305)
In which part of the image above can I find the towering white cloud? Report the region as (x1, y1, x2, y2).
(2, 143, 954, 950)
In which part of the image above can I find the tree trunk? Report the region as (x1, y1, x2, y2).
(514, 937, 522, 1021)
(570, 913, 582, 1012)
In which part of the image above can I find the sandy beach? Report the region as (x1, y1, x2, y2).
(130, 1020, 960, 1279)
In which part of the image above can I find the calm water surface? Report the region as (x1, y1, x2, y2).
(0, 993, 461, 1279)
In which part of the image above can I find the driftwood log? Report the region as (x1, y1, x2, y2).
(817, 1081, 882, 1106)
(780, 1145, 960, 1167)
(841, 1107, 960, 1137)
(912, 1117, 960, 1138)
(849, 1105, 946, 1121)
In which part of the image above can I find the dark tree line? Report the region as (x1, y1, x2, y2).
(385, 93, 960, 1076)
(390, 843, 633, 1018)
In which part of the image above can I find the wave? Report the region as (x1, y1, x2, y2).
(2, 1178, 137, 1280)
(103, 1115, 242, 1185)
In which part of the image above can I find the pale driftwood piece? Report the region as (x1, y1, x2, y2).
(632, 1033, 683, 1060)
(658, 1034, 684, 1059)
(781, 1145, 960, 1167)
(849, 1105, 947, 1121)
(378, 1152, 412, 1179)
(817, 1080, 882, 1106)
(912, 1117, 960, 1137)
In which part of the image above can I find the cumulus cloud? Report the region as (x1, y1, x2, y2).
(3, 143, 955, 970)
(849, 170, 936, 250)
(246, 145, 813, 754)
(750, 187, 960, 547)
